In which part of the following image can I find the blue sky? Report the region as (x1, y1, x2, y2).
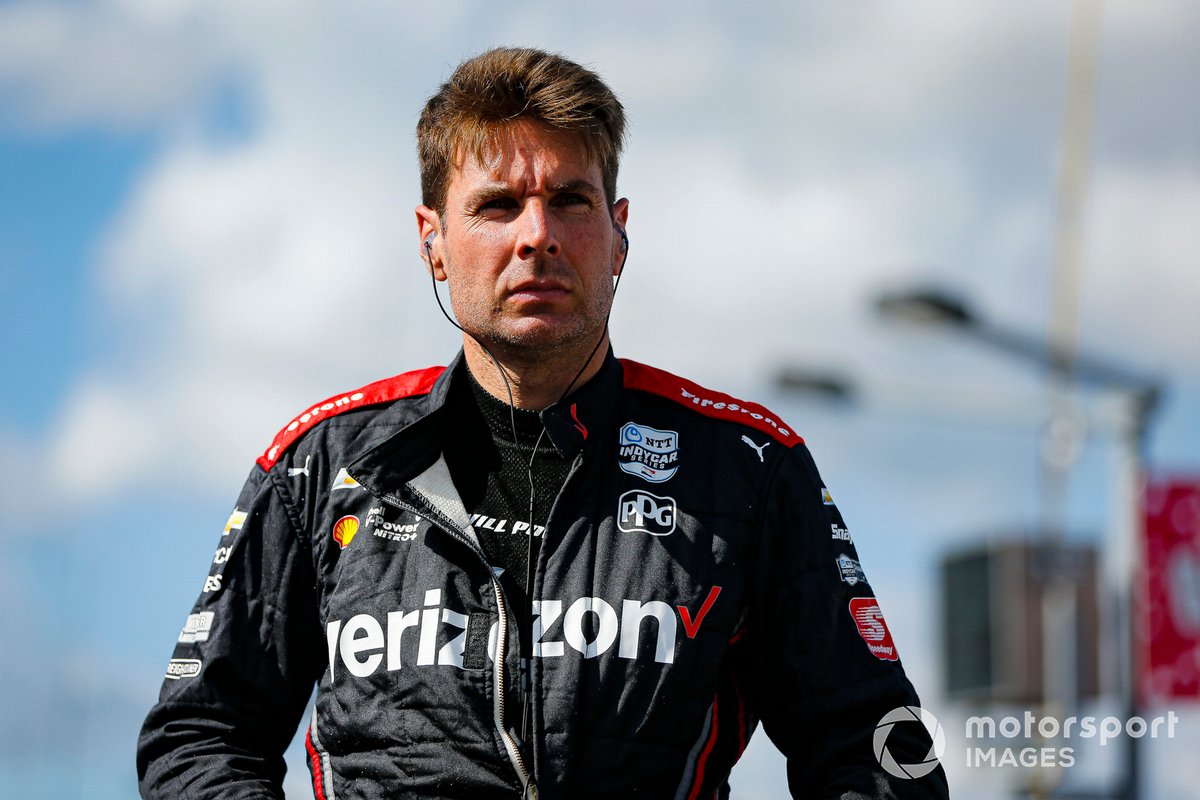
(1, 2, 1198, 798)
(0, 130, 150, 427)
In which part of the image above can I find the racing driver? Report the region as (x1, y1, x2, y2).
(138, 46, 949, 800)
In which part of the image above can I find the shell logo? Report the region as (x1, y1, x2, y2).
(333, 515, 360, 549)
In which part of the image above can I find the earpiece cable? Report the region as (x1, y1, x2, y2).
(425, 228, 629, 753)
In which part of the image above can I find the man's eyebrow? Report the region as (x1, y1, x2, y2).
(464, 179, 602, 206)
(549, 179, 602, 196)
(464, 183, 513, 205)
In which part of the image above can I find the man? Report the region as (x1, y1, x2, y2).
(139, 47, 948, 799)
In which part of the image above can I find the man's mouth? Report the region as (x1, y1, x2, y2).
(508, 279, 570, 304)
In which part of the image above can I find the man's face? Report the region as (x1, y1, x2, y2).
(417, 121, 628, 359)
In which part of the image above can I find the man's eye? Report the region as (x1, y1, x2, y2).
(554, 193, 590, 207)
(479, 198, 518, 211)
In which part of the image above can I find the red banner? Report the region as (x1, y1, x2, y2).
(1141, 480, 1200, 700)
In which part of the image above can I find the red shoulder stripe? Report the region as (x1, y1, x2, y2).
(256, 366, 445, 471)
(620, 359, 803, 447)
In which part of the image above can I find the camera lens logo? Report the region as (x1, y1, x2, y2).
(873, 706, 945, 779)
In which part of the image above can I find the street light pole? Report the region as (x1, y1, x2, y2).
(877, 287, 1161, 800)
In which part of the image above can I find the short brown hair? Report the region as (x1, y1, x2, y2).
(417, 47, 626, 214)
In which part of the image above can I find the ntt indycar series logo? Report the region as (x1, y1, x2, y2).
(618, 422, 679, 483)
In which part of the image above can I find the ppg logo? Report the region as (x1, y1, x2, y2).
(617, 490, 677, 536)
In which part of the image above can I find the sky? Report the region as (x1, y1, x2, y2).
(1, 1, 1197, 798)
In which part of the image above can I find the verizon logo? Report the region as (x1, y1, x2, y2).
(327, 586, 723, 680)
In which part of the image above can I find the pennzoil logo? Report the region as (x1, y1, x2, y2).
(618, 422, 679, 483)
(223, 509, 247, 536)
(333, 515, 360, 549)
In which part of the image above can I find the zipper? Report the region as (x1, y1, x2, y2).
(490, 572, 537, 799)
(378, 490, 536, 797)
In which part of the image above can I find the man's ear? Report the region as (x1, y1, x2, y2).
(611, 198, 630, 277)
(415, 206, 447, 282)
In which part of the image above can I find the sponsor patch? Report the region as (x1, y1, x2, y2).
(618, 422, 679, 483)
(837, 553, 867, 586)
(166, 658, 202, 680)
(178, 612, 215, 643)
(333, 515, 360, 549)
(223, 509, 247, 536)
(831, 524, 853, 543)
(821, 487, 835, 505)
(331, 467, 361, 492)
(366, 506, 420, 543)
(617, 490, 677, 536)
(288, 454, 311, 478)
(850, 597, 899, 661)
(468, 513, 544, 538)
(740, 435, 770, 462)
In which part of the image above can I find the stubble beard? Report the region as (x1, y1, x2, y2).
(449, 257, 614, 373)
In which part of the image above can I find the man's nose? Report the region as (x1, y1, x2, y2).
(515, 200, 560, 259)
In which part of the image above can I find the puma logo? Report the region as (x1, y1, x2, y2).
(288, 455, 311, 478)
(740, 435, 769, 462)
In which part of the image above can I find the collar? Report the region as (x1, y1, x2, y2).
(535, 347, 621, 459)
(349, 348, 622, 499)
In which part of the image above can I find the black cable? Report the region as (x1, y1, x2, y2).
(427, 241, 522, 448)
(426, 227, 629, 764)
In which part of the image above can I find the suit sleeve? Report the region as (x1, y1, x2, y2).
(137, 463, 325, 799)
(745, 444, 949, 799)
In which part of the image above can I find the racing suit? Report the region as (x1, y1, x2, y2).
(138, 351, 949, 799)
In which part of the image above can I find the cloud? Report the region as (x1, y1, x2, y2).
(1081, 167, 1200, 376)
(39, 133, 463, 500)
(0, 0, 1187, 512)
(0, 0, 228, 131)
(1, 5, 1196, 799)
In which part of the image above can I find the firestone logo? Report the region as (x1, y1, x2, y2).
(285, 393, 365, 434)
(874, 706, 945, 779)
(678, 388, 793, 438)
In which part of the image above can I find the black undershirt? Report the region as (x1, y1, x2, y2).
(442, 370, 572, 621)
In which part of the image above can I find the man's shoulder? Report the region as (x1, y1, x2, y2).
(618, 359, 803, 448)
(256, 365, 446, 471)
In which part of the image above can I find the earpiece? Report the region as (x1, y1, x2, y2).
(615, 226, 628, 253)
(423, 232, 436, 251)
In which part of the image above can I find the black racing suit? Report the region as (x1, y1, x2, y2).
(138, 351, 949, 799)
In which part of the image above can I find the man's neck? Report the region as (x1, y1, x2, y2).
(462, 334, 610, 410)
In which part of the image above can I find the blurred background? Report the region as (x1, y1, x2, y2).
(1, 1, 1197, 797)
